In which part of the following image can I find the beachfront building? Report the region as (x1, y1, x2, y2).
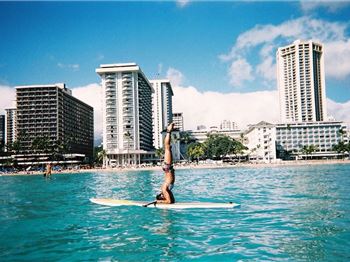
(277, 40, 327, 123)
(173, 112, 184, 132)
(188, 126, 243, 144)
(5, 108, 16, 147)
(150, 79, 174, 149)
(244, 121, 277, 162)
(276, 121, 348, 159)
(14, 83, 94, 164)
(0, 115, 4, 152)
(96, 63, 154, 167)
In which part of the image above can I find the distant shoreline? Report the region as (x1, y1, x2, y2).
(1, 159, 350, 176)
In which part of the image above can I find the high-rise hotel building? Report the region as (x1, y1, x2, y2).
(15, 84, 94, 160)
(150, 79, 174, 149)
(96, 63, 154, 166)
(277, 40, 327, 123)
(5, 108, 16, 146)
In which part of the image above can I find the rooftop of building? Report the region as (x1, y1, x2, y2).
(96, 62, 153, 91)
(16, 83, 66, 90)
(99, 63, 137, 68)
(277, 39, 323, 53)
(149, 79, 173, 96)
(96, 63, 140, 74)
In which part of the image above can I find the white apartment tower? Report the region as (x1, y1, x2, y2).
(277, 40, 327, 123)
(96, 63, 154, 166)
(150, 79, 174, 149)
(5, 108, 16, 146)
(173, 112, 184, 132)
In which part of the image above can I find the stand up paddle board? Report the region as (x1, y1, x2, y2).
(90, 198, 240, 209)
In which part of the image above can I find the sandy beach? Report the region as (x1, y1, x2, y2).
(1, 159, 349, 176)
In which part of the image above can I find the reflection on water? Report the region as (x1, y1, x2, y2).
(0, 164, 349, 261)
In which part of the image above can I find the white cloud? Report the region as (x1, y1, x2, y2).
(172, 84, 279, 130)
(220, 16, 350, 87)
(228, 58, 254, 87)
(300, 1, 350, 13)
(167, 68, 279, 130)
(324, 39, 350, 79)
(256, 56, 275, 82)
(327, 98, 350, 126)
(71, 83, 102, 140)
(166, 67, 185, 86)
(0, 85, 15, 113)
(176, 0, 190, 8)
(57, 62, 80, 71)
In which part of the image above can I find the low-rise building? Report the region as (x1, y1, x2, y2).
(187, 126, 243, 144)
(244, 121, 277, 162)
(276, 121, 348, 159)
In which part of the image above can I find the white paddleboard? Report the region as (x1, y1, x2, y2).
(90, 198, 240, 209)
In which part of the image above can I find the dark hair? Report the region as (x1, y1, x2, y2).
(156, 193, 165, 200)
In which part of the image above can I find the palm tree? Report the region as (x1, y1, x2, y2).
(301, 145, 317, 160)
(338, 128, 346, 143)
(97, 149, 107, 168)
(179, 131, 195, 160)
(11, 140, 21, 154)
(155, 147, 164, 162)
(187, 142, 205, 163)
(333, 141, 348, 160)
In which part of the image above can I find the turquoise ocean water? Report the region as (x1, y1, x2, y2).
(0, 164, 350, 261)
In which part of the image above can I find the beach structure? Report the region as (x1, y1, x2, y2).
(244, 121, 277, 162)
(276, 121, 348, 159)
(96, 63, 154, 167)
(11, 83, 94, 165)
(277, 40, 327, 123)
(173, 112, 184, 132)
(150, 79, 174, 149)
(188, 126, 243, 144)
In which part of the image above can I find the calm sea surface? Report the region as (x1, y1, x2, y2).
(0, 164, 350, 261)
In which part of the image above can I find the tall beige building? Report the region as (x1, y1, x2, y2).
(150, 79, 173, 149)
(96, 63, 154, 167)
(277, 40, 327, 123)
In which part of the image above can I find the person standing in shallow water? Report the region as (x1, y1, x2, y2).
(156, 122, 176, 204)
(44, 163, 52, 177)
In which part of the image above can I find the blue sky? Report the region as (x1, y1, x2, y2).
(1, 1, 350, 134)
